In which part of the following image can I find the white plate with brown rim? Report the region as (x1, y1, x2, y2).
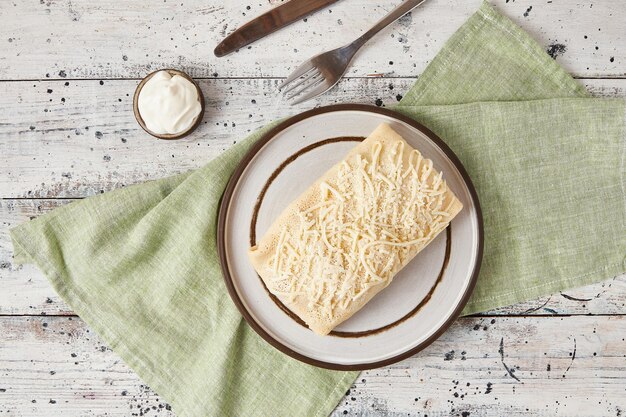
(218, 104, 483, 370)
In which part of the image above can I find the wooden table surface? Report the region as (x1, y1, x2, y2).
(1, 1, 624, 416)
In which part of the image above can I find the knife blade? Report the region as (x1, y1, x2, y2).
(214, 0, 340, 58)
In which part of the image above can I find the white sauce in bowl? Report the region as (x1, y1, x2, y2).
(137, 71, 202, 135)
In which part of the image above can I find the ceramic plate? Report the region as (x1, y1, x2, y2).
(218, 104, 483, 370)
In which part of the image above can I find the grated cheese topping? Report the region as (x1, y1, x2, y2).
(265, 137, 455, 323)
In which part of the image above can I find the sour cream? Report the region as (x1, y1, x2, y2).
(137, 70, 202, 135)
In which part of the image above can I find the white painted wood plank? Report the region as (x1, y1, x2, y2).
(0, 316, 174, 417)
(0, 315, 624, 416)
(331, 316, 626, 417)
(0, 0, 623, 80)
(0, 199, 76, 316)
(1, 199, 625, 317)
(1, 78, 624, 199)
(0, 77, 406, 199)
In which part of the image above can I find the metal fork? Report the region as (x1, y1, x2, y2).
(279, 0, 428, 105)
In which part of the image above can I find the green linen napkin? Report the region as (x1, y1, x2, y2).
(397, 2, 625, 314)
(10, 2, 625, 416)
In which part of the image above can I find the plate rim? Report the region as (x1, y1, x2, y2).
(217, 104, 484, 370)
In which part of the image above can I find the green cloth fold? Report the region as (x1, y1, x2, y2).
(10, 2, 625, 416)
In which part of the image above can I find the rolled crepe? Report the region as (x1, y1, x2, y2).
(248, 124, 463, 335)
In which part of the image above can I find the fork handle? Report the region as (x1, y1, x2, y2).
(351, 0, 428, 50)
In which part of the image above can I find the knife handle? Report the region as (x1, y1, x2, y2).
(214, 0, 339, 57)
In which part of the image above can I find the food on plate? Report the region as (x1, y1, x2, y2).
(248, 123, 462, 335)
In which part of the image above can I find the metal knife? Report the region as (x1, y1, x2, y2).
(214, 0, 340, 58)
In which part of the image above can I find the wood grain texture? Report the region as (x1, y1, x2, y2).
(1, 199, 625, 317)
(1, 78, 624, 199)
(1, 315, 624, 416)
(0, 0, 623, 80)
(331, 316, 626, 417)
(0, 316, 174, 417)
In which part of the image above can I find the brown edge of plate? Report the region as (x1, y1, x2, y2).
(217, 103, 484, 371)
(132, 68, 205, 140)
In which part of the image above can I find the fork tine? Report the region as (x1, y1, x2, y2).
(290, 80, 332, 105)
(281, 68, 321, 95)
(284, 74, 324, 101)
(278, 60, 316, 90)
